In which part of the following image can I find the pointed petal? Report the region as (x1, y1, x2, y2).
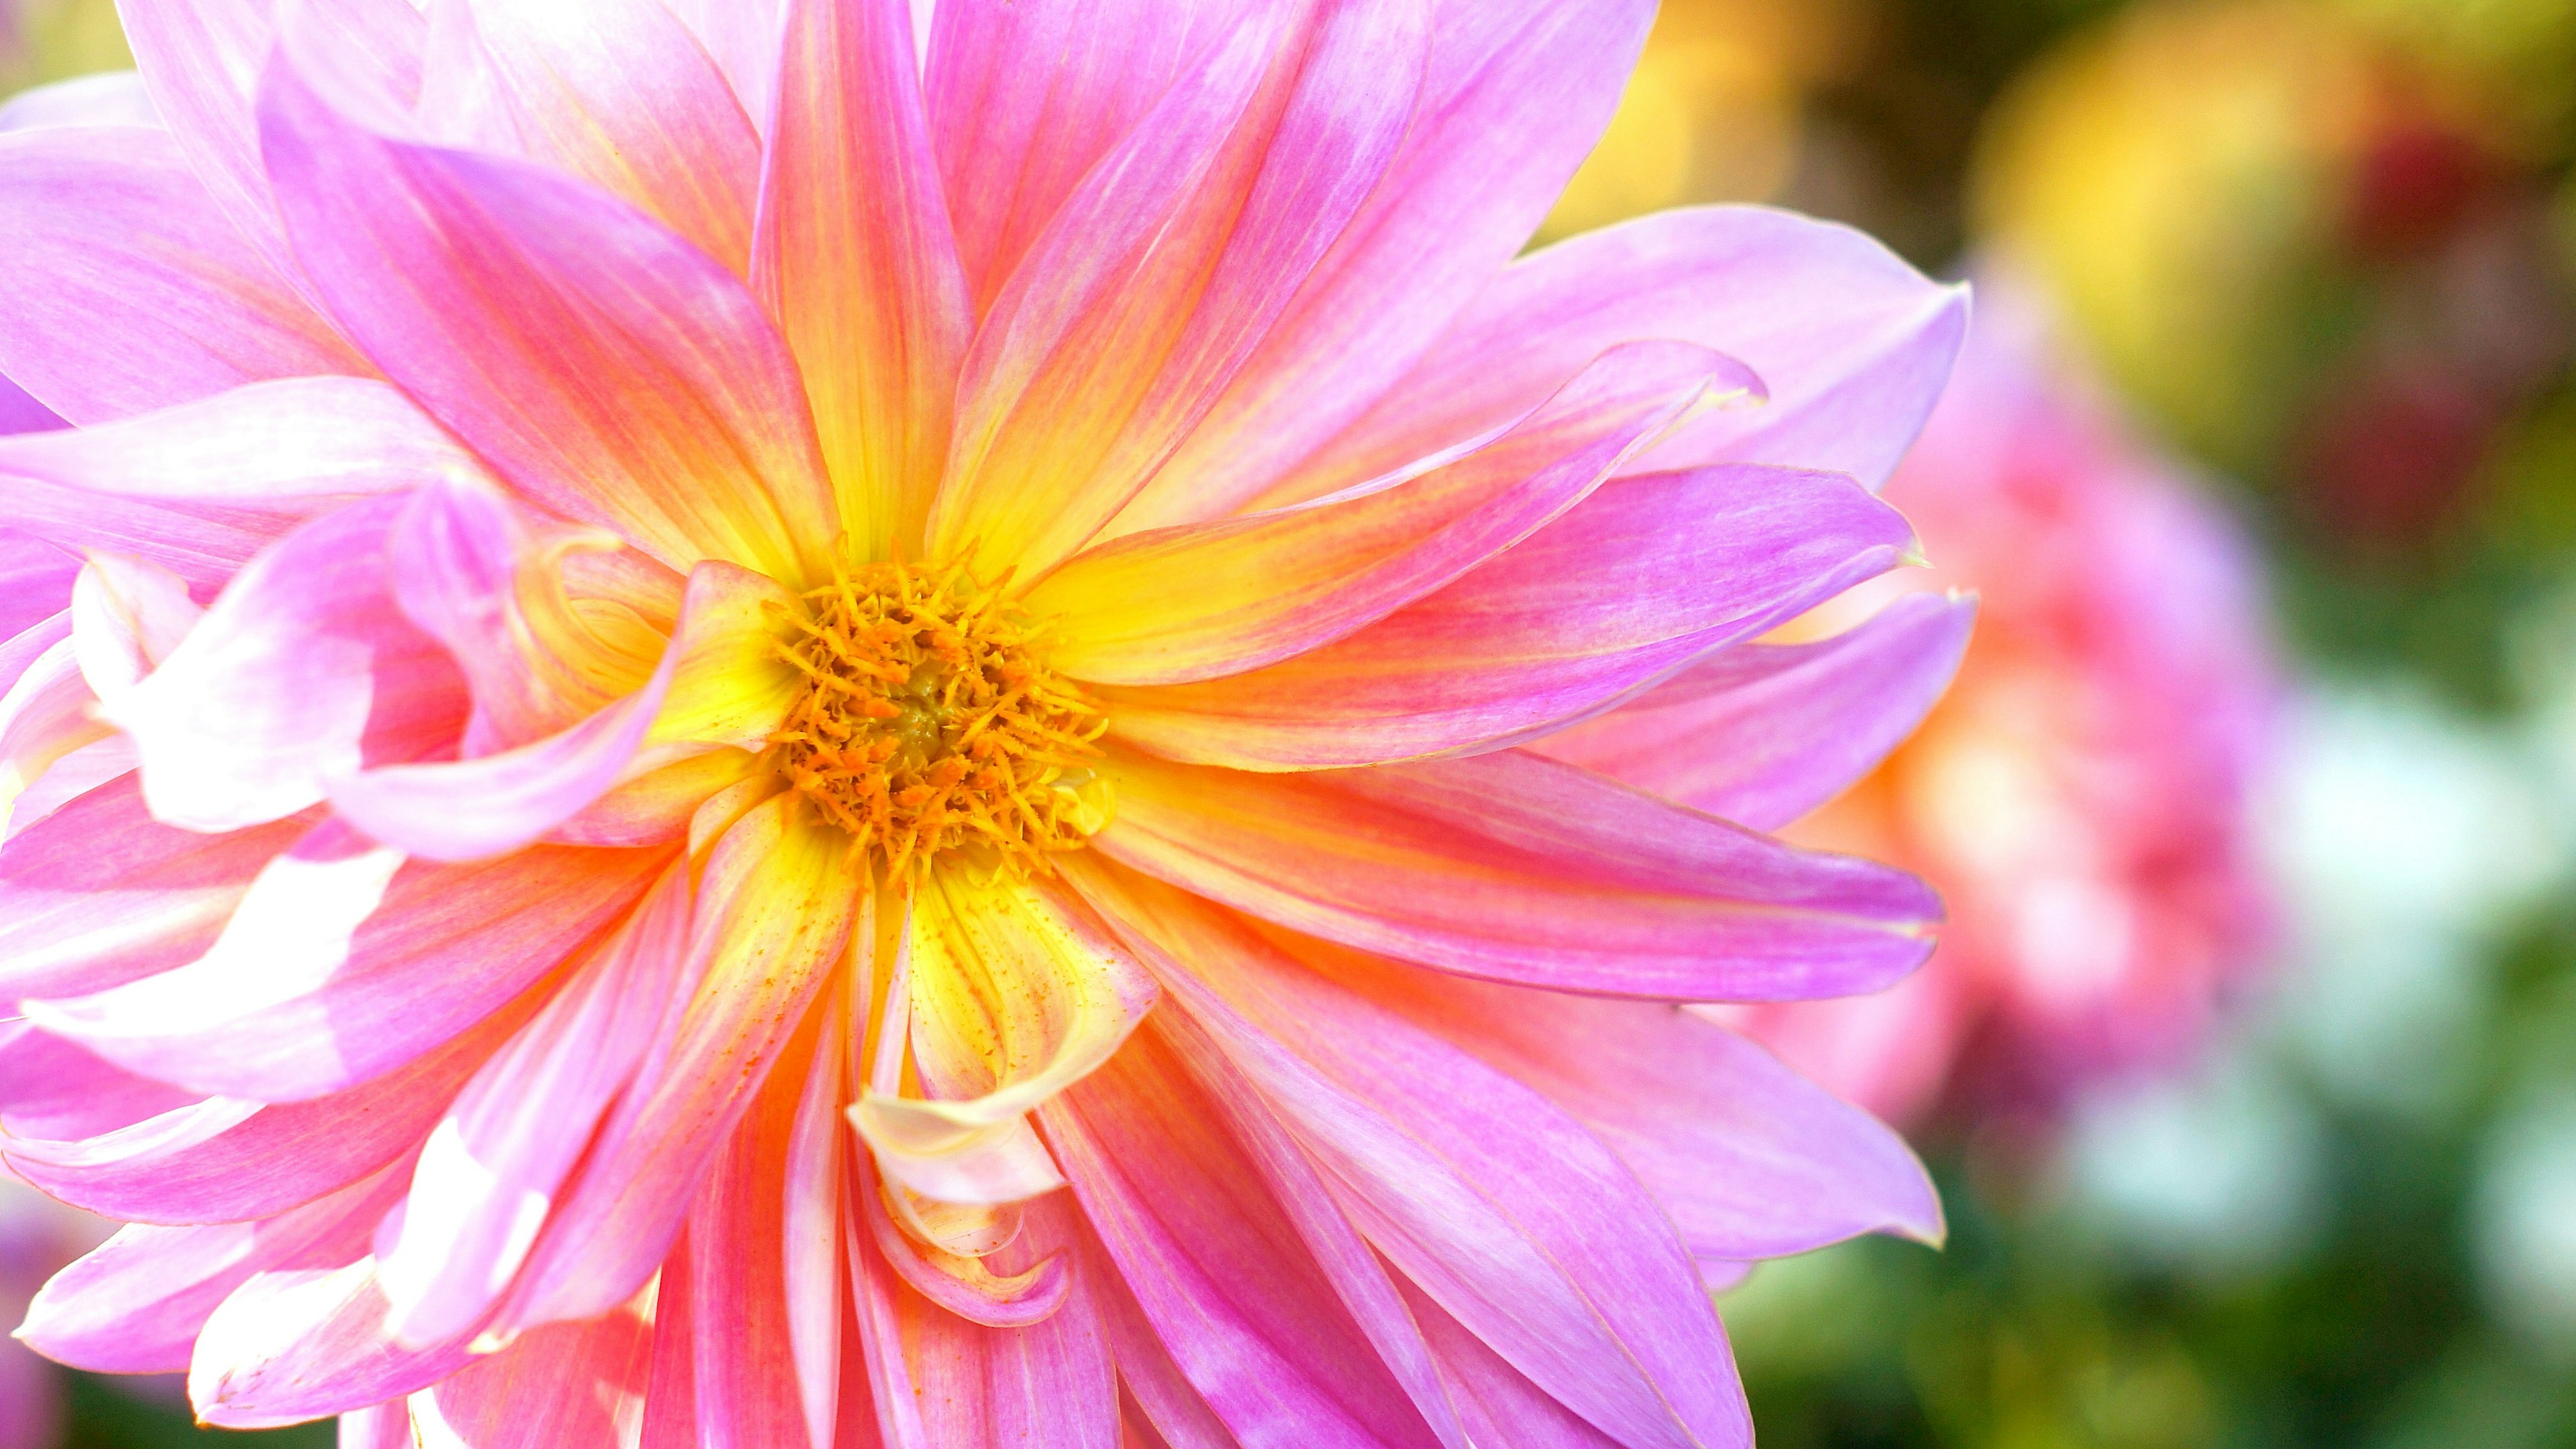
(1028, 341, 1746, 686)
(190, 1254, 483, 1429)
(924, 0, 1430, 581)
(101, 496, 469, 833)
(1100, 465, 1915, 769)
(17, 1161, 407, 1375)
(851, 869, 1155, 1206)
(1265, 943, 1945, 1258)
(755, 0, 973, 559)
(23, 825, 669, 1103)
(1093, 749, 1940, 1002)
(1120, 0, 1657, 530)
(0, 125, 364, 424)
(258, 55, 839, 582)
(1290, 208, 1970, 505)
(503, 796, 858, 1328)
(1535, 592, 1978, 830)
(376, 863, 692, 1348)
(0, 1019, 198, 1140)
(447, 0, 761, 273)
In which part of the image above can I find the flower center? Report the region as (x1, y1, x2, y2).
(768, 558, 1110, 881)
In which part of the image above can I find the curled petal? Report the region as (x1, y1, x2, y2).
(189, 1254, 481, 1430)
(101, 496, 470, 833)
(70, 553, 203, 702)
(856, 1151, 1073, 1330)
(850, 868, 1157, 1205)
(0, 628, 111, 835)
(1030, 340, 1751, 686)
(1099, 464, 1913, 769)
(1094, 749, 1939, 1002)
(1536, 591, 1978, 830)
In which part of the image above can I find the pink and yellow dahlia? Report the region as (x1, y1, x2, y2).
(0, 2, 1971, 1444)
(1577, 288, 2277, 1128)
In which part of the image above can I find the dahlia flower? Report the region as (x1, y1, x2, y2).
(1556, 288, 2275, 1126)
(0, 2, 1970, 1444)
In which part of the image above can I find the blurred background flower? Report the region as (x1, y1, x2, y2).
(1, 0, 2572, 1445)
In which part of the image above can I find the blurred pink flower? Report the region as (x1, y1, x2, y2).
(1548, 284, 2279, 1128)
(0, 2, 1973, 1444)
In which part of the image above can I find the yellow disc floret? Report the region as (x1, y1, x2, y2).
(769, 557, 1110, 881)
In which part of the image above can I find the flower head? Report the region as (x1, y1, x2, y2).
(0, 3, 1970, 1444)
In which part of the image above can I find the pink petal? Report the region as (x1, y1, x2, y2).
(924, 0, 1430, 582)
(501, 796, 859, 1330)
(925, 0, 1234, 314)
(189, 1253, 482, 1429)
(755, 0, 973, 559)
(1100, 464, 1913, 769)
(3, 986, 537, 1225)
(665, 0, 789, 142)
(1393, 1280, 1621, 1449)
(1030, 340, 1750, 687)
(782, 991, 848, 1447)
(1288, 207, 1970, 506)
(0, 125, 365, 425)
(1271, 945, 1944, 1260)
(0, 370, 64, 437)
(69, 553, 204, 703)
(1087, 1238, 1241, 1449)
(119, 0, 428, 282)
(23, 826, 670, 1103)
(0, 1020, 198, 1140)
(0, 533, 76, 645)
(1119, 0, 1657, 531)
(1044, 1018, 1452, 1449)
(688, 1022, 821, 1449)
(339, 1404, 411, 1449)
(17, 1160, 407, 1375)
(258, 56, 840, 584)
(406, 1297, 657, 1448)
(0, 775, 309, 1004)
(375, 863, 691, 1348)
(433, 0, 761, 274)
(1075, 870, 1751, 1449)
(0, 71, 163, 132)
(1093, 749, 1939, 1002)
(1536, 592, 1978, 830)
(849, 1188, 1118, 1449)
(0, 634, 112, 832)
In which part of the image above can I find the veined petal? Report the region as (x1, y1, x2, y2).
(1028, 341, 1750, 686)
(376, 863, 692, 1349)
(190, 1254, 482, 1429)
(1099, 464, 1914, 769)
(0, 776, 309, 1004)
(17, 1160, 407, 1375)
(1093, 749, 1941, 1002)
(664, 0, 789, 141)
(0, 126, 365, 425)
(258, 55, 840, 583)
(0, 1020, 198, 1141)
(1269, 941, 1945, 1260)
(502, 795, 858, 1329)
(1072, 869, 1752, 1449)
(101, 496, 468, 833)
(22, 824, 669, 1103)
(924, 0, 1430, 582)
(850, 868, 1157, 1206)
(1285, 207, 1970, 506)
(687, 1014, 821, 1449)
(1394, 1281, 1623, 1449)
(1535, 592, 1978, 830)
(848, 1187, 1119, 1449)
(405, 1298, 656, 1449)
(0, 71, 163, 132)
(437, 0, 761, 274)
(1044, 1017, 1454, 1449)
(1118, 0, 1656, 531)
(924, 0, 1236, 315)
(755, 0, 973, 559)
(119, 0, 428, 280)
